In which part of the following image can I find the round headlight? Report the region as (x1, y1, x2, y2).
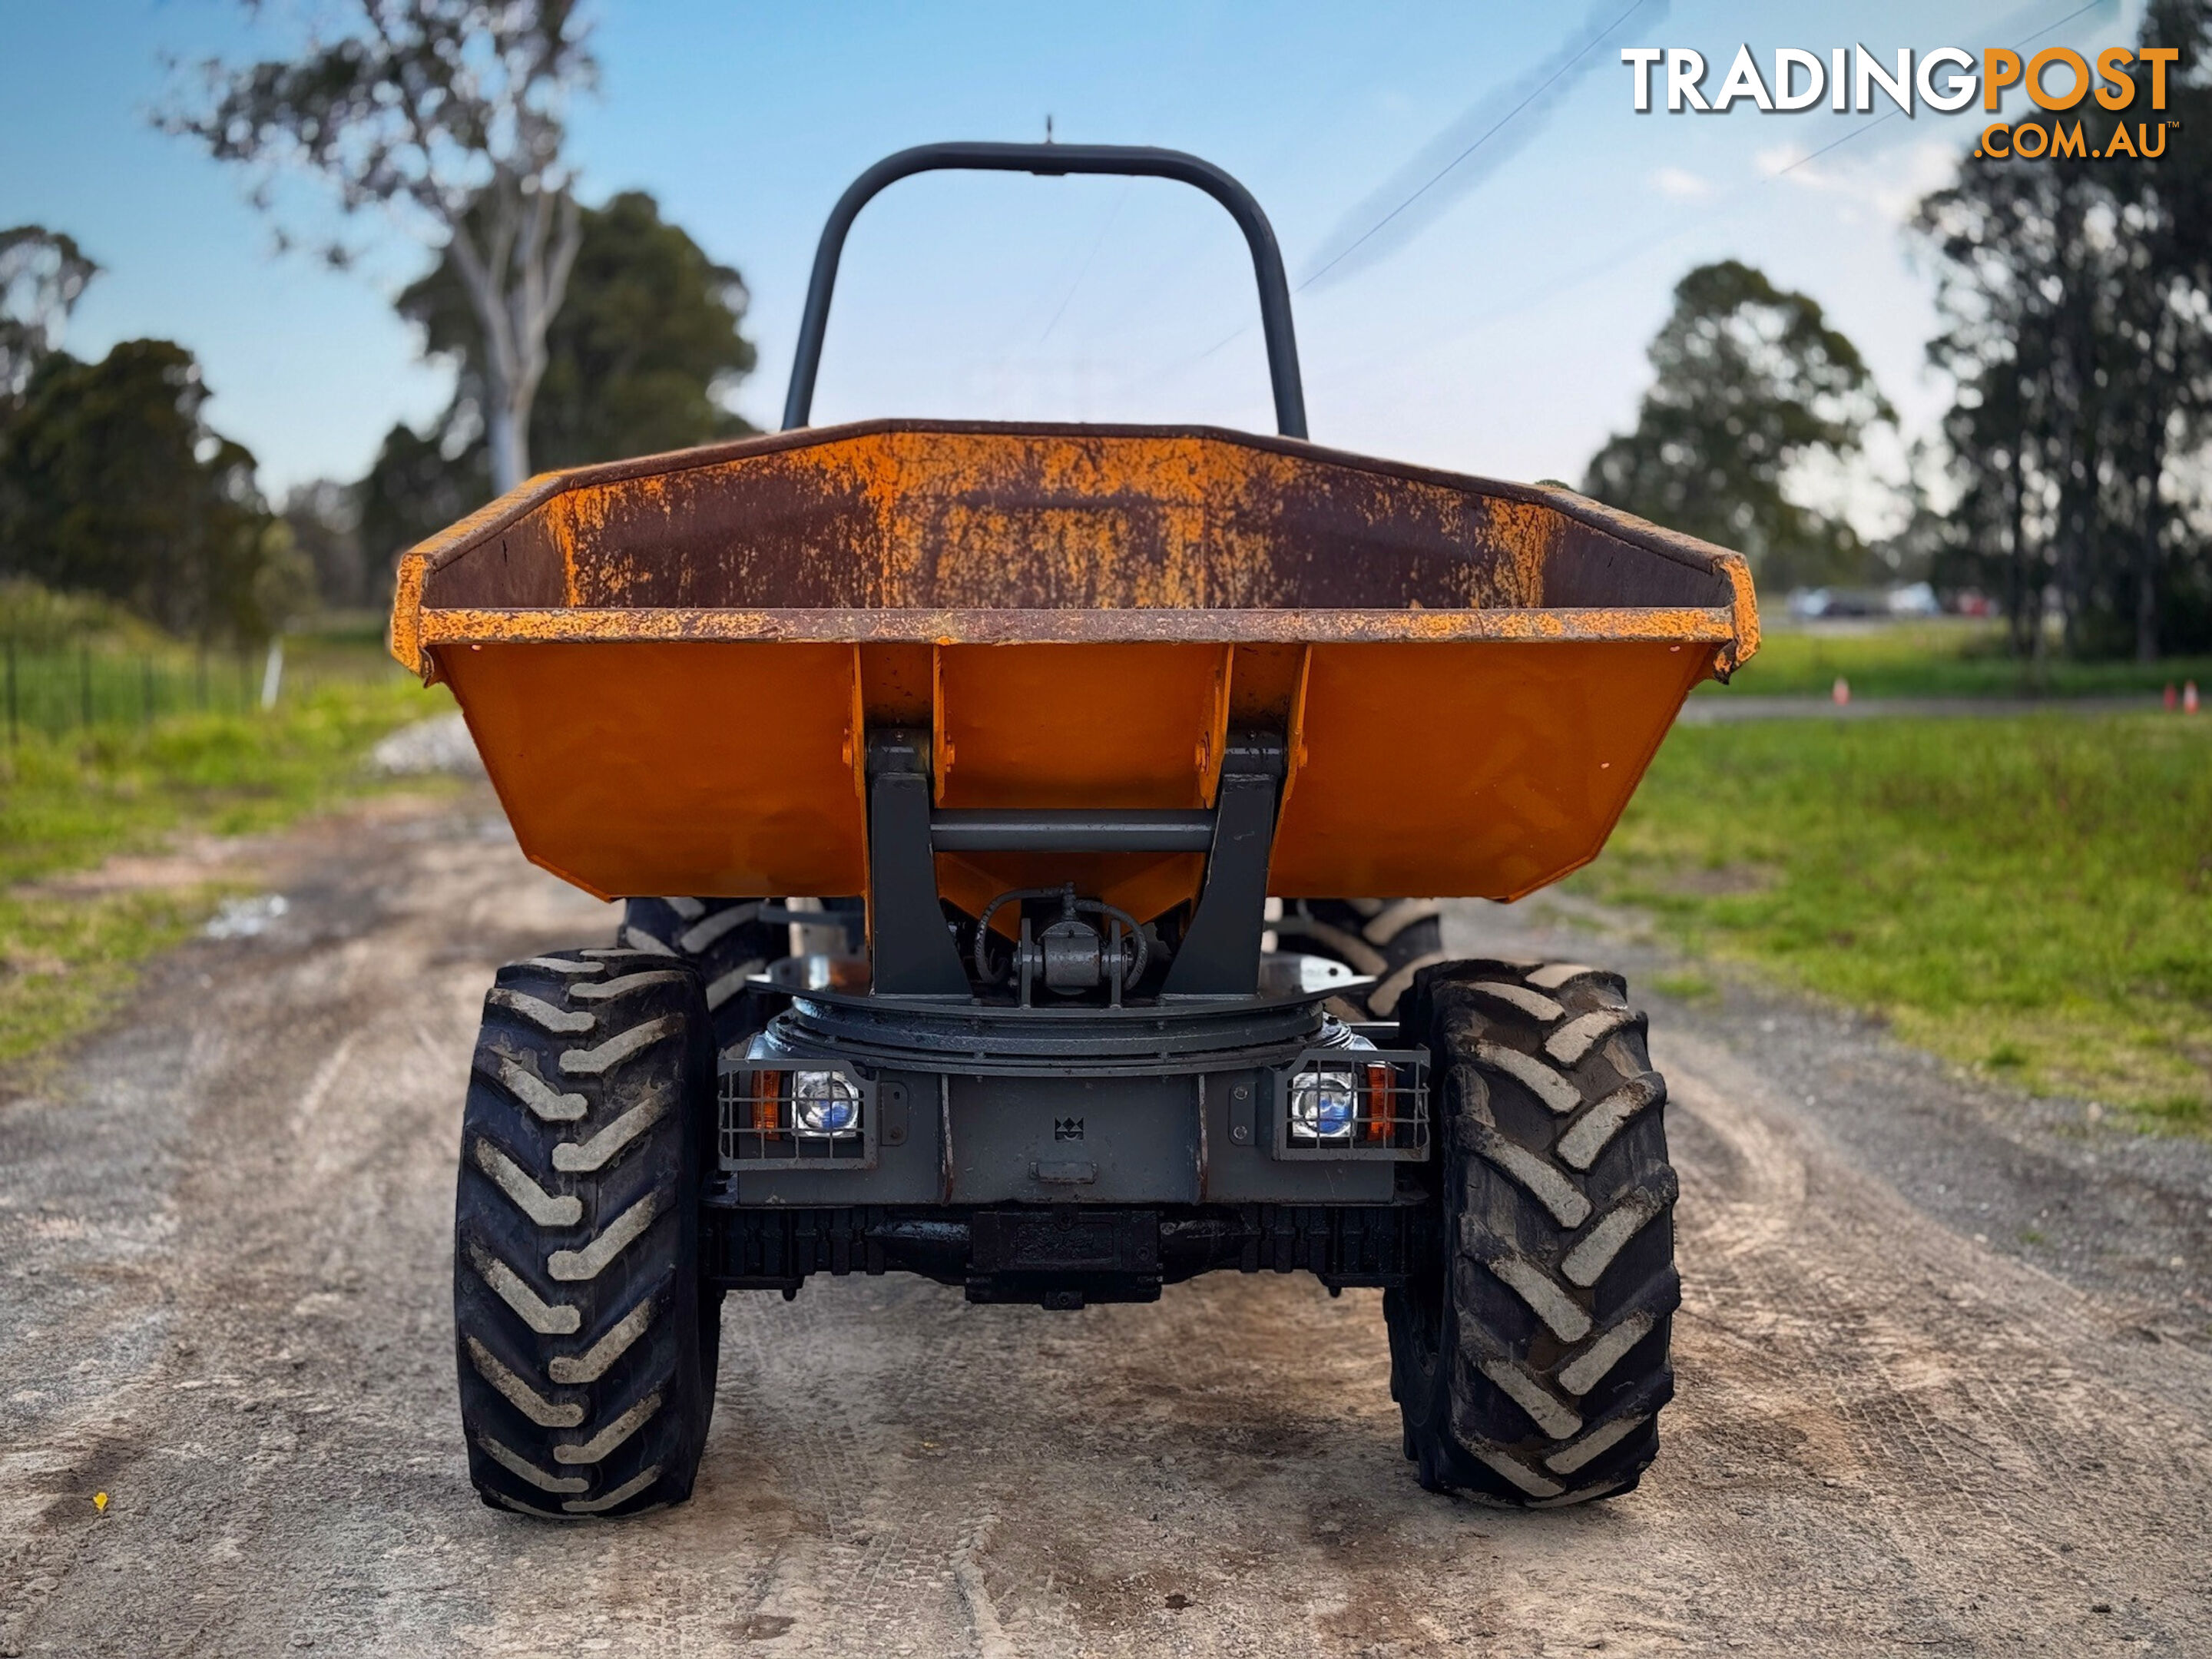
(791, 1070, 862, 1136)
(1289, 1068, 1357, 1141)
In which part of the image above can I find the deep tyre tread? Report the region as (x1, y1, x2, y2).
(455, 949, 720, 1519)
(1386, 958, 1678, 1506)
(1277, 898, 1448, 1018)
(617, 897, 786, 1052)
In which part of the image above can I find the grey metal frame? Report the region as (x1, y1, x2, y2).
(720, 723, 1428, 1215)
(860, 727, 1287, 1001)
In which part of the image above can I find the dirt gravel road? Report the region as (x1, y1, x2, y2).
(4, 792, 2209, 1657)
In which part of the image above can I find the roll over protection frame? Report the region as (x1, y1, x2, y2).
(782, 141, 1309, 439)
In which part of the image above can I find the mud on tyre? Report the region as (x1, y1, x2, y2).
(454, 949, 720, 1518)
(1386, 959, 1679, 1504)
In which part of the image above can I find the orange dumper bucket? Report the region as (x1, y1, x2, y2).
(389, 417, 1757, 920)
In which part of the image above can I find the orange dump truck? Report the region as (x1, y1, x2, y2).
(390, 144, 1757, 1519)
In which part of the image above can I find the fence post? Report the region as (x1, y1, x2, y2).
(142, 655, 154, 727)
(260, 637, 284, 711)
(197, 644, 208, 710)
(79, 643, 91, 728)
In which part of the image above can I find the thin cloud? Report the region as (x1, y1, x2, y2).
(1766, 138, 1961, 224)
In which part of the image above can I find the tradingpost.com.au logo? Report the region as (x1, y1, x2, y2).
(1621, 45, 2182, 160)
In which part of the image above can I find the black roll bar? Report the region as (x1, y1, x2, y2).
(781, 141, 1308, 439)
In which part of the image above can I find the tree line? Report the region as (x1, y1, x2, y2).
(0, 192, 757, 636)
(0, 227, 301, 643)
(3, 0, 2207, 659)
(1917, 0, 2212, 659)
(1588, 0, 2212, 657)
(1, 2, 757, 642)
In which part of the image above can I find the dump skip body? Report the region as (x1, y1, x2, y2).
(391, 419, 1757, 912)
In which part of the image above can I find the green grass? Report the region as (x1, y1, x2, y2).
(1573, 714, 2212, 1128)
(0, 667, 452, 1072)
(1707, 618, 2212, 700)
(1649, 970, 1719, 1004)
(0, 889, 218, 1075)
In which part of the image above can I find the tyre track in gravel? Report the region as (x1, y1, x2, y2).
(2, 792, 2208, 1656)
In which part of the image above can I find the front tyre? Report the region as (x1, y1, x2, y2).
(1386, 959, 1679, 1505)
(454, 949, 719, 1518)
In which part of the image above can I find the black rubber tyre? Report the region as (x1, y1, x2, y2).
(1386, 958, 1679, 1505)
(454, 948, 720, 1518)
(1277, 899, 1449, 1018)
(618, 897, 786, 1052)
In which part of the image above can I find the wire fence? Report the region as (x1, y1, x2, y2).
(1, 637, 396, 746)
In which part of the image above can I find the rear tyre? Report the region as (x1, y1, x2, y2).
(1277, 899, 1449, 1018)
(618, 897, 785, 1052)
(1386, 958, 1678, 1505)
(454, 949, 720, 1518)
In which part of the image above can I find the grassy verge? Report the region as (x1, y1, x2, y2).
(0, 670, 452, 1073)
(1705, 618, 2212, 699)
(0, 889, 218, 1077)
(1571, 714, 2212, 1131)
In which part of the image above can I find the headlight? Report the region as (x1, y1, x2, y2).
(1288, 1068, 1357, 1141)
(790, 1070, 862, 1137)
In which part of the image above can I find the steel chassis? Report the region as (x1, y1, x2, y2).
(710, 728, 1435, 1306)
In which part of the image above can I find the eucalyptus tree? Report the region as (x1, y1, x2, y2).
(1583, 259, 1893, 594)
(1914, 0, 2212, 660)
(166, 0, 597, 494)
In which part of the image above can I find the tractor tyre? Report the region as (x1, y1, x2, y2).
(1385, 958, 1679, 1505)
(618, 897, 786, 1052)
(454, 948, 720, 1518)
(1277, 899, 1449, 1018)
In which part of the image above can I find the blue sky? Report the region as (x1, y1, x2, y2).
(0, 0, 2137, 518)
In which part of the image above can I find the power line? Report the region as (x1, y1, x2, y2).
(1386, 0, 2125, 387)
(1139, 0, 2117, 418)
(1038, 178, 1133, 346)
(2015, 0, 2113, 49)
(1777, 0, 2110, 177)
(1148, 2, 1661, 391)
(1775, 111, 1902, 176)
(1298, 0, 1654, 292)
